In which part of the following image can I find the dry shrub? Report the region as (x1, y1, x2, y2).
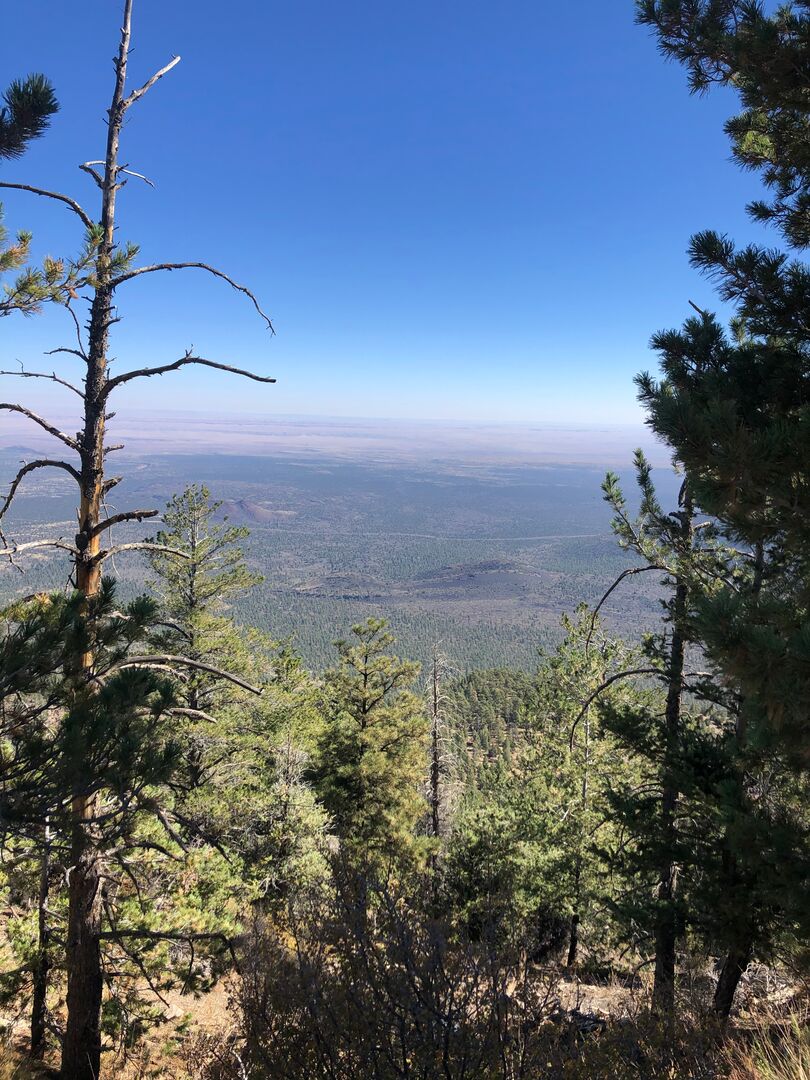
(726, 1008, 810, 1080)
(236, 871, 563, 1078)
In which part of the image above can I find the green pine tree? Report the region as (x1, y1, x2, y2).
(636, 0, 810, 1015)
(146, 485, 328, 907)
(314, 618, 428, 898)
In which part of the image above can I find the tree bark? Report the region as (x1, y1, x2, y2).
(713, 941, 751, 1019)
(711, 543, 763, 1021)
(566, 906, 580, 971)
(61, 3, 132, 1074)
(651, 592, 686, 1017)
(651, 487, 693, 1017)
(62, 818, 104, 1080)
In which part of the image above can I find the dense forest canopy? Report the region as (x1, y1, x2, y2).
(0, 1, 809, 1078)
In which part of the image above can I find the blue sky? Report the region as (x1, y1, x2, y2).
(1, 0, 768, 424)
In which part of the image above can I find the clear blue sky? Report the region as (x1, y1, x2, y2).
(1, 0, 768, 424)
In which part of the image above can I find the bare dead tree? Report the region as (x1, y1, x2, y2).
(426, 646, 455, 868)
(0, 2, 274, 1075)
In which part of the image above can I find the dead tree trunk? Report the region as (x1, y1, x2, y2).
(427, 648, 451, 885)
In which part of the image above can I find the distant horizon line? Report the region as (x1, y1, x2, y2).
(105, 407, 651, 430)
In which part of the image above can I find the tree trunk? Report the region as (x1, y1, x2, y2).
(567, 707, 590, 972)
(62, 817, 103, 1080)
(61, 4, 131, 1074)
(30, 822, 50, 1058)
(566, 906, 580, 971)
(713, 941, 751, 1019)
(710, 546, 762, 1022)
(652, 565, 688, 1016)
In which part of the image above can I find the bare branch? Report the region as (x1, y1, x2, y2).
(89, 510, 158, 537)
(117, 167, 155, 188)
(63, 303, 88, 360)
(122, 56, 182, 109)
(93, 542, 189, 563)
(116, 655, 262, 696)
(98, 928, 230, 945)
(0, 404, 80, 451)
(0, 366, 83, 398)
(108, 263, 275, 332)
(79, 163, 104, 189)
(585, 565, 666, 654)
(168, 707, 219, 725)
(0, 538, 79, 559)
(0, 459, 81, 521)
(569, 668, 663, 750)
(104, 351, 275, 394)
(0, 183, 94, 231)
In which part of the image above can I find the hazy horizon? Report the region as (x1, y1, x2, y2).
(0, 407, 670, 468)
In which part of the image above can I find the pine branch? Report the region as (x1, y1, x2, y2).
(93, 542, 190, 563)
(0, 538, 79, 558)
(586, 565, 667, 654)
(569, 668, 663, 750)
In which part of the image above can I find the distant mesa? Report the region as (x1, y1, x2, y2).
(217, 499, 296, 524)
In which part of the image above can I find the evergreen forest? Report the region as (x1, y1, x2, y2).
(1, 2, 810, 1077)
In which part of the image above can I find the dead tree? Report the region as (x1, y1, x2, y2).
(426, 647, 457, 885)
(0, 2, 274, 1076)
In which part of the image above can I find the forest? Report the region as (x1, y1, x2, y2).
(0, 1, 809, 1078)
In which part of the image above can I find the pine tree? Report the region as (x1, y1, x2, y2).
(0, 583, 184, 1063)
(0, 3, 274, 1072)
(314, 619, 427, 899)
(529, 606, 642, 972)
(0, 75, 58, 160)
(146, 485, 263, 790)
(635, 0, 810, 1015)
(599, 455, 733, 1015)
(146, 486, 327, 905)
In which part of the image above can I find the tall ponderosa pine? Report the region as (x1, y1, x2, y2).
(636, 0, 810, 1014)
(0, 2, 274, 1074)
(599, 454, 731, 1015)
